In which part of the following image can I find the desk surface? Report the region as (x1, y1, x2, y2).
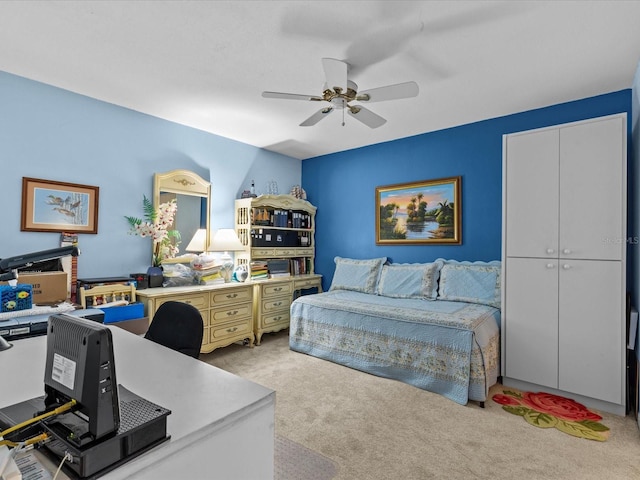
(0, 325, 275, 479)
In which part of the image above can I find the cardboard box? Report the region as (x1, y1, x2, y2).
(4, 271, 68, 305)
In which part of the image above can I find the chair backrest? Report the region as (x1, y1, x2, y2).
(144, 301, 204, 358)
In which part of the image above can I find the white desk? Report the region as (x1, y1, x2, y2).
(0, 326, 275, 479)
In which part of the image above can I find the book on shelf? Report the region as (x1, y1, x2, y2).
(269, 272, 291, 278)
(250, 260, 269, 279)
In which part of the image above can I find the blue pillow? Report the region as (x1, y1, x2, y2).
(329, 256, 387, 294)
(376, 261, 443, 300)
(436, 259, 501, 308)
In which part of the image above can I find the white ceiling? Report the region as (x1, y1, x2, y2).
(1, 1, 639, 160)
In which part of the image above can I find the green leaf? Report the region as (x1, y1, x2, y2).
(502, 405, 529, 417)
(124, 216, 142, 227)
(556, 420, 609, 441)
(523, 411, 557, 428)
(502, 389, 523, 399)
(578, 419, 610, 432)
(142, 195, 156, 222)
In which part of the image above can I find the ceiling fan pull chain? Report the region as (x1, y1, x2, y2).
(342, 99, 345, 126)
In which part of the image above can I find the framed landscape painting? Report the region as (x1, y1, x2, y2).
(21, 177, 99, 233)
(376, 176, 461, 245)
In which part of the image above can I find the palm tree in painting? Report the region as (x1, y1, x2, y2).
(436, 200, 454, 226)
(391, 203, 399, 220)
(406, 199, 416, 221)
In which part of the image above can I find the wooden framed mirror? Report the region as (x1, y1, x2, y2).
(154, 169, 211, 257)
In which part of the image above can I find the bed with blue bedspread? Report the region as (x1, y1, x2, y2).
(289, 257, 501, 406)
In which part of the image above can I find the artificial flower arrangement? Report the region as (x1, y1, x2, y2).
(125, 195, 181, 267)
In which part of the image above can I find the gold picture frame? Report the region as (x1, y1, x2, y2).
(21, 177, 99, 234)
(376, 176, 461, 245)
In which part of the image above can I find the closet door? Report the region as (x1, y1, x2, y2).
(504, 129, 559, 258)
(558, 260, 623, 404)
(559, 116, 624, 261)
(504, 257, 559, 388)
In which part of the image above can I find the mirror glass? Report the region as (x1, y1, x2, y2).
(154, 170, 211, 257)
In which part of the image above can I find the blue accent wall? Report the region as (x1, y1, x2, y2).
(303, 90, 632, 290)
(0, 71, 302, 278)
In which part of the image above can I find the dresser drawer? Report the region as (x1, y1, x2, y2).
(211, 287, 252, 306)
(262, 310, 290, 327)
(155, 293, 209, 311)
(262, 296, 290, 313)
(210, 303, 252, 325)
(294, 277, 321, 290)
(210, 319, 252, 342)
(252, 248, 276, 256)
(273, 248, 297, 256)
(262, 282, 293, 298)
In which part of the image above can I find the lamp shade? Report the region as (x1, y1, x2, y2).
(207, 229, 244, 252)
(185, 229, 208, 252)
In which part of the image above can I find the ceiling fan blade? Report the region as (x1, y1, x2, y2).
(357, 81, 419, 103)
(321, 58, 348, 93)
(300, 107, 334, 127)
(262, 91, 323, 101)
(347, 106, 386, 129)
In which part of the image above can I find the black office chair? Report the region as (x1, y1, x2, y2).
(144, 301, 204, 359)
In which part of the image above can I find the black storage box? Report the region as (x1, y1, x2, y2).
(251, 229, 298, 247)
(130, 273, 149, 290)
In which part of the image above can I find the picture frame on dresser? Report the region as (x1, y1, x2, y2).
(21, 177, 99, 234)
(375, 176, 461, 245)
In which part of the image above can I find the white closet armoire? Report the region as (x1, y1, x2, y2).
(501, 113, 627, 415)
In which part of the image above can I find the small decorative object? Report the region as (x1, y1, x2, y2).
(21, 177, 100, 234)
(233, 264, 249, 282)
(290, 185, 307, 200)
(375, 176, 461, 245)
(267, 180, 279, 195)
(125, 195, 181, 267)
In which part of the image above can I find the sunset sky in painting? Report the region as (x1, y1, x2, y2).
(379, 183, 455, 213)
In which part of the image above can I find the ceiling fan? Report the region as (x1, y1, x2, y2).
(262, 58, 419, 128)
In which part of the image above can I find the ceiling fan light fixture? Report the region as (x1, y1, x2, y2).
(263, 58, 417, 128)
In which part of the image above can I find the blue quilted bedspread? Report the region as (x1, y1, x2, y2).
(289, 290, 500, 405)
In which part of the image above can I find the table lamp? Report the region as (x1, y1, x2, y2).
(207, 229, 245, 282)
(185, 229, 207, 253)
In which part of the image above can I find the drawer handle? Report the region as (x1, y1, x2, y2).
(226, 310, 239, 316)
(273, 301, 283, 307)
(226, 327, 238, 333)
(274, 316, 282, 321)
(274, 287, 283, 292)
(226, 293, 238, 299)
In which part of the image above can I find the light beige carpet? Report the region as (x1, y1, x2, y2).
(276, 434, 337, 480)
(202, 330, 640, 480)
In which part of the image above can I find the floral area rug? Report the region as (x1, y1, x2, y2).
(492, 387, 610, 442)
